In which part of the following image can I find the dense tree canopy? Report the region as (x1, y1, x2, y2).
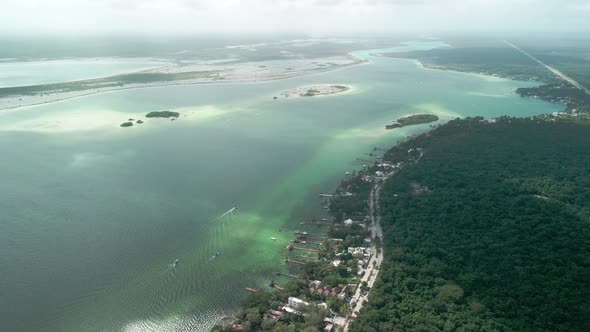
(351, 117, 590, 331)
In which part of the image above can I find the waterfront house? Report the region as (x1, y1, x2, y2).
(288, 297, 310, 310)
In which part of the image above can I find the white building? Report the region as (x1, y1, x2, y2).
(348, 246, 373, 259)
(288, 297, 310, 310)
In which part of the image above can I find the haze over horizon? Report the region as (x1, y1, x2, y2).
(2, 0, 589, 36)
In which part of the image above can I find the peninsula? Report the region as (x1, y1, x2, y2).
(0, 55, 363, 111)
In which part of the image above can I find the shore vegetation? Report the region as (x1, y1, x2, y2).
(351, 116, 590, 331)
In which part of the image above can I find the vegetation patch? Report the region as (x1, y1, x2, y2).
(145, 111, 180, 118)
(351, 117, 590, 332)
(386, 113, 439, 129)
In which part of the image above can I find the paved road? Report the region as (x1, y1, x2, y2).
(504, 40, 590, 95)
(342, 173, 390, 332)
(340, 152, 426, 331)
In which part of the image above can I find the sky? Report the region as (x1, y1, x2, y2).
(1, 0, 589, 35)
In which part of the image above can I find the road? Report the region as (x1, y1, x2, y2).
(504, 40, 590, 95)
(340, 151, 427, 331)
(342, 172, 390, 332)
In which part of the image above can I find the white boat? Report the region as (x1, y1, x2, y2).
(271, 237, 277, 241)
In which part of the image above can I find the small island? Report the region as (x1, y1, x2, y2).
(120, 121, 133, 127)
(386, 114, 439, 129)
(145, 111, 180, 118)
(279, 85, 350, 98)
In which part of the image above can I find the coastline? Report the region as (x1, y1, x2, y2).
(214, 132, 427, 331)
(0, 55, 367, 112)
(345, 116, 590, 331)
(377, 54, 541, 84)
(372, 53, 573, 112)
(1, 40, 574, 331)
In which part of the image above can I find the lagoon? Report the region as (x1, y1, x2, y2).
(0, 41, 561, 331)
(0, 58, 169, 88)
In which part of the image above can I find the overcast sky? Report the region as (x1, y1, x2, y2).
(1, 0, 589, 35)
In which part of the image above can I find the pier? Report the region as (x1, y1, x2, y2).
(291, 254, 318, 261)
(356, 158, 377, 164)
(300, 219, 332, 226)
(286, 245, 319, 253)
(284, 258, 305, 265)
(276, 271, 301, 279)
(268, 280, 285, 291)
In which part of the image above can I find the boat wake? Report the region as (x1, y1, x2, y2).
(216, 205, 237, 221)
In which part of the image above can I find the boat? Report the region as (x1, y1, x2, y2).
(173, 258, 180, 266)
(271, 237, 277, 241)
(209, 252, 220, 262)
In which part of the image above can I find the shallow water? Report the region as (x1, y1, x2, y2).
(0, 58, 169, 88)
(0, 41, 561, 331)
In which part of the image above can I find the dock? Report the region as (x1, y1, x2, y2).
(291, 254, 318, 260)
(284, 258, 305, 265)
(300, 219, 332, 226)
(268, 280, 285, 291)
(286, 245, 319, 253)
(276, 272, 301, 279)
(356, 158, 377, 164)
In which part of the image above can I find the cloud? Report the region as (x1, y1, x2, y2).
(0, 0, 588, 35)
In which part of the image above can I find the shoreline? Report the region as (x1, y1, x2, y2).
(278, 84, 351, 99)
(373, 54, 570, 112)
(215, 134, 426, 331)
(0, 55, 367, 112)
(378, 54, 542, 84)
(342, 116, 590, 331)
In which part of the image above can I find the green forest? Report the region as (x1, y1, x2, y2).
(350, 117, 590, 331)
(385, 45, 590, 113)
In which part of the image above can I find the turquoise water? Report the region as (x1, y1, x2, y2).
(0, 58, 169, 88)
(0, 41, 561, 331)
